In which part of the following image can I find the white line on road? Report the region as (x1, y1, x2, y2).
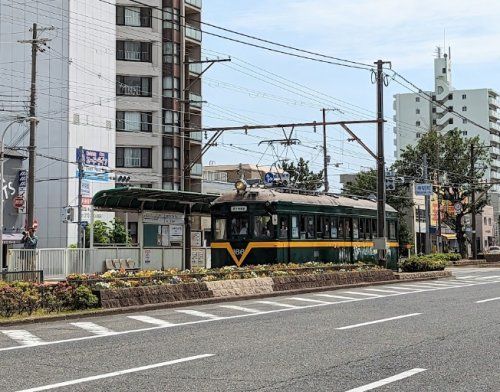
(1, 330, 44, 346)
(70, 322, 116, 336)
(343, 291, 383, 297)
(15, 354, 214, 392)
(336, 313, 422, 330)
(219, 305, 262, 314)
(288, 297, 329, 304)
(475, 275, 500, 280)
(476, 297, 500, 303)
(456, 276, 474, 279)
(313, 294, 358, 300)
(127, 315, 175, 326)
(255, 300, 298, 308)
(363, 288, 405, 294)
(385, 285, 424, 292)
(344, 368, 427, 392)
(175, 309, 221, 319)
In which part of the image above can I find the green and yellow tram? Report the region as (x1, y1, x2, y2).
(210, 183, 399, 269)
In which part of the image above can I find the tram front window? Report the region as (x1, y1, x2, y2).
(230, 217, 250, 239)
(215, 218, 227, 240)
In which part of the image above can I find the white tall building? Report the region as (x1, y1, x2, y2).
(0, 0, 116, 247)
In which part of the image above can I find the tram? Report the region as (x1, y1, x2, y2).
(210, 181, 399, 269)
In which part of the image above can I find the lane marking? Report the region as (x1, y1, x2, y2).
(475, 275, 500, 280)
(313, 294, 358, 300)
(255, 301, 298, 308)
(343, 291, 383, 297)
(1, 330, 44, 346)
(344, 368, 427, 392)
(0, 279, 497, 353)
(384, 286, 425, 292)
(363, 288, 406, 294)
(218, 305, 262, 314)
(336, 313, 422, 330)
(70, 322, 116, 336)
(288, 297, 329, 304)
(476, 297, 500, 303)
(175, 309, 221, 319)
(456, 276, 474, 279)
(127, 315, 175, 326)
(15, 354, 214, 392)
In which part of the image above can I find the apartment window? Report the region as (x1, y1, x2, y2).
(448, 94, 453, 100)
(116, 111, 152, 132)
(116, 76, 152, 97)
(448, 106, 453, 112)
(416, 133, 421, 138)
(163, 182, 180, 191)
(462, 131, 468, 136)
(139, 183, 153, 188)
(416, 108, 420, 114)
(489, 218, 492, 225)
(163, 7, 180, 29)
(116, 147, 152, 168)
(415, 97, 420, 102)
(163, 110, 180, 133)
(162, 146, 180, 169)
(163, 77, 180, 98)
(462, 106, 467, 112)
(416, 121, 421, 126)
(163, 42, 180, 64)
(116, 41, 152, 62)
(462, 94, 467, 99)
(442, 68, 446, 74)
(449, 118, 454, 125)
(463, 119, 468, 124)
(432, 107, 436, 113)
(116, 6, 152, 27)
(432, 119, 437, 125)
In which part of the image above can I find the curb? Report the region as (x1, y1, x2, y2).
(0, 274, 453, 327)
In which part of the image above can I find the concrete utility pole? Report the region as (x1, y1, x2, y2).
(423, 153, 431, 254)
(322, 109, 329, 193)
(18, 23, 53, 230)
(77, 146, 84, 248)
(470, 144, 477, 260)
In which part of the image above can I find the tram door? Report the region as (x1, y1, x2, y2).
(277, 215, 291, 263)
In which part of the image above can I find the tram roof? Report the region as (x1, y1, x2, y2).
(92, 187, 218, 213)
(212, 188, 397, 213)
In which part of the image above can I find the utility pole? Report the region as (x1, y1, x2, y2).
(19, 23, 53, 230)
(322, 109, 329, 193)
(423, 153, 431, 254)
(470, 144, 477, 260)
(375, 59, 390, 267)
(77, 146, 84, 248)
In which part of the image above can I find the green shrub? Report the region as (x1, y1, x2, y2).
(73, 286, 98, 310)
(0, 285, 23, 317)
(399, 255, 448, 272)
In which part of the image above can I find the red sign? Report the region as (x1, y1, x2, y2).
(13, 196, 24, 209)
(82, 197, 93, 206)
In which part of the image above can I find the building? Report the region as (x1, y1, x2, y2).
(394, 47, 500, 242)
(0, 0, 116, 247)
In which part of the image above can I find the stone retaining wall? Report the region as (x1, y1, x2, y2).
(205, 278, 274, 297)
(395, 270, 451, 280)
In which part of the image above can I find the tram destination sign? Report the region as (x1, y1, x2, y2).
(231, 206, 247, 212)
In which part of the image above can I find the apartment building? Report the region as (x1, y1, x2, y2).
(115, 0, 203, 192)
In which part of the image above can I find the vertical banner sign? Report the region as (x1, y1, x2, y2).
(17, 170, 28, 212)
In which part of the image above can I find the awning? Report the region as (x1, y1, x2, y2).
(2, 233, 24, 244)
(441, 233, 457, 240)
(92, 187, 219, 214)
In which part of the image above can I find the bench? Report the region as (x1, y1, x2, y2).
(105, 258, 139, 272)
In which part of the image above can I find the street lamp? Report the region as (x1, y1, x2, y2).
(0, 116, 34, 269)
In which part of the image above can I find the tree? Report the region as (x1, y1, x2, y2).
(84, 219, 130, 247)
(281, 158, 324, 190)
(393, 129, 490, 257)
(341, 169, 413, 250)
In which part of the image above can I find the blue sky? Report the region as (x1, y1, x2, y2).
(201, 0, 500, 191)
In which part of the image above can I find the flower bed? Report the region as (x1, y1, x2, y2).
(67, 262, 382, 290)
(0, 281, 99, 318)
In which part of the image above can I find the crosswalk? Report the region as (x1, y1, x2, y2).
(0, 274, 499, 351)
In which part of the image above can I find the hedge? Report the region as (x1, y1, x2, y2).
(398, 254, 451, 272)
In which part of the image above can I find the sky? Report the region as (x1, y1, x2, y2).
(201, 0, 500, 192)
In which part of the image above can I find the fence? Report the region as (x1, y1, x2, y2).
(0, 270, 44, 283)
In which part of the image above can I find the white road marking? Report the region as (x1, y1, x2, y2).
(475, 275, 500, 280)
(336, 313, 422, 330)
(127, 315, 175, 326)
(343, 291, 383, 297)
(255, 301, 298, 308)
(476, 297, 500, 303)
(385, 285, 425, 292)
(15, 354, 214, 392)
(363, 288, 405, 294)
(1, 330, 44, 346)
(175, 309, 221, 319)
(313, 294, 358, 300)
(70, 322, 116, 336)
(219, 305, 262, 314)
(344, 368, 427, 392)
(456, 275, 474, 279)
(288, 297, 329, 304)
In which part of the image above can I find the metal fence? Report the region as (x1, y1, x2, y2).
(0, 270, 44, 283)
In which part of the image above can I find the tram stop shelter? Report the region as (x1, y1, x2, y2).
(91, 187, 218, 271)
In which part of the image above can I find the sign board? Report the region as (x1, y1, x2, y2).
(169, 225, 183, 243)
(415, 183, 433, 196)
(82, 197, 93, 206)
(143, 212, 184, 225)
(230, 206, 247, 212)
(81, 180, 90, 196)
(454, 202, 463, 214)
(191, 231, 202, 247)
(264, 172, 274, 185)
(13, 196, 24, 209)
(144, 249, 151, 264)
(373, 237, 388, 250)
(76, 149, 109, 167)
(191, 248, 206, 266)
(76, 170, 110, 182)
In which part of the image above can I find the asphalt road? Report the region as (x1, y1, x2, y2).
(0, 267, 499, 392)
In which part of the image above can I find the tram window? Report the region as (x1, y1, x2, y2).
(291, 215, 299, 239)
(323, 217, 330, 239)
(254, 216, 274, 239)
(300, 215, 315, 239)
(230, 217, 249, 238)
(215, 218, 227, 240)
(307, 216, 315, 239)
(345, 219, 352, 239)
(389, 221, 397, 240)
(337, 218, 344, 239)
(330, 217, 338, 239)
(279, 216, 289, 239)
(372, 219, 377, 238)
(352, 218, 359, 239)
(359, 218, 365, 239)
(316, 217, 323, 238)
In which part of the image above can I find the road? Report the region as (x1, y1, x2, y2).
(0, 267, 499, 391)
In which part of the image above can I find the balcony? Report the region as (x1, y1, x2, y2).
(489, 110, 500, 120)
(189, 92, 203, 109)
(186, 25, 202, 42)
(189, 61, 202, 75)
(491, 134, 500, 145)
(491, 147, 500, 157)
(186, 0, 202, 9)
(190, 131, 203, 142)
(489, 96, 500, 108)
(491, 122, 500, 133)
(191, 163, 203, 176)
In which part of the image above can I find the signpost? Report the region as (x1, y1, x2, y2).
(264, 172, 274, 185)
(415, 183, 433, 196)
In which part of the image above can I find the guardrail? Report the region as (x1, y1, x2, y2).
(0, 269, 44, 283)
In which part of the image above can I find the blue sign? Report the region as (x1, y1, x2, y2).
(76, 149, 109, 167)
(264, 172, 274, 184)
(415, 183, 433, 196)
(76, 170, 109, 182)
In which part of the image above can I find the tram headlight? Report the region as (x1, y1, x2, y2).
(235, 179, 248, 192)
